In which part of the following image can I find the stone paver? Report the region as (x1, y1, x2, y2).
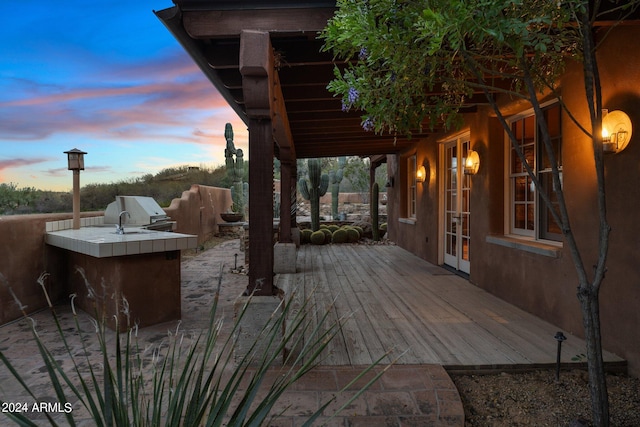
(237, 364, 463, 426)
(0, 239, 464, 426)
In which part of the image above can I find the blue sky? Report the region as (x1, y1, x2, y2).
(0, 0, 248, 191)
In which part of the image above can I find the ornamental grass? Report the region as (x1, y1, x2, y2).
(0, 267, 392, 426)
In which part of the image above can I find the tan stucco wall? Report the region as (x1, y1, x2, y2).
(0, 185, 231, 326)
(0, 212, 102, 325)
(164, 184, 233, 244)
(387, 26, 640, 376)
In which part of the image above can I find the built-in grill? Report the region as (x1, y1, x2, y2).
(104, 196, 175, 232)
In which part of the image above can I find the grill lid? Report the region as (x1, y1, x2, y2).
(104, 196, 171, 226)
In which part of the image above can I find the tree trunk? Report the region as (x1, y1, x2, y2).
(578, 285, 609, 427)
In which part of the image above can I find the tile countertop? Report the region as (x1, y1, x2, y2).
(45, 227, 198, 258)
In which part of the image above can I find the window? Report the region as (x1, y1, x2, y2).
(408, 155, 417, 218)
(508, 103, 562, 242)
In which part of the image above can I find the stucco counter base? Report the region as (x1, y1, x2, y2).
(45, 227, 197, 332)
(63, 250, 182, 332)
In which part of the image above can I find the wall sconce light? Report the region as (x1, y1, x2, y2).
(463, 149, 480, 175)
(416, 165, 426, 183)
(602, 109, 632, 154)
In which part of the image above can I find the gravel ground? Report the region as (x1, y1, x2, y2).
(452, 369, 640, 427)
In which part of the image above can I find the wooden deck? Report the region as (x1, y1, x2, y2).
(276, 244, 625, 372)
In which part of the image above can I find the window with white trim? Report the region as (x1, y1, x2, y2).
(408, 155, 417, 218)
(508, 103, 562, 242)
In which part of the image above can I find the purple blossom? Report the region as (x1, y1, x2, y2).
(341, 100, 349, 112)
(362, 117, 375, 132)
(359, 47, 368, 61)
(348, 87, 359, 104)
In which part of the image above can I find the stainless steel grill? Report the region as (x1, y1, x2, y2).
(104, 196, 175, 231)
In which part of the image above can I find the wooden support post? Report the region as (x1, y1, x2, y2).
(72, 170, 80, 230)
(279, 160, 294, 243)
(239, 30, 276, 295)
(247, 118, 274, 295)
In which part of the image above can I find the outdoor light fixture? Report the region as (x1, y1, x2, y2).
(416, 165, 426, 183)
(601, 109, 632, 154)
(463, 149, 480, 175)
(64, 148, 86, 171)
(64, 148, 87, 229)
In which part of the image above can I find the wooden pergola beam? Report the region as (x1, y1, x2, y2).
(183, 8, 335, 38)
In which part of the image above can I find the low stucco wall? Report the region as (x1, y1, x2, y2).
(0, 185, 231, 326)
(164, 184, 233, 244)
(0, 212, 103, 325)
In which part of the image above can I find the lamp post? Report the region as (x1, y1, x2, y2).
(64, 148, 86, 230)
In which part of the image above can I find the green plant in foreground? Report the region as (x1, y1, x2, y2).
(0, 268, 393, 426)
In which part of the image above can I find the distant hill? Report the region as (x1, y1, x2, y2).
(0, 156, 386, 215)
(0, 164, 239, 215)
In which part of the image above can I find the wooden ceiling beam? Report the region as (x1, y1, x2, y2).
(183, 8, 335, 38)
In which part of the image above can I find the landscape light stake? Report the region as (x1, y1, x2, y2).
(554, 331, 567, 381)
(234, 253, 238, 270)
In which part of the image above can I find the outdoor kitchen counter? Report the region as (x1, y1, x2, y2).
(45, 226, 198, 258)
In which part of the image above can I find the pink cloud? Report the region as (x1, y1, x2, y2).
(42, 167, 69, 178)
(42, 165, 113, 178)
(0, 52, 236, 143)
(0, 157, 51, 171)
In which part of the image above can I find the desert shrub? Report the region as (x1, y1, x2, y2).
(332, 228, 348, 243)
(310, 230, 327, 245)
(345, 227, 360, 243)
(301, 229, 313, 244)
(320, 228, 332, 243)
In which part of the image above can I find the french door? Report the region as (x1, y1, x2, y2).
(442, 136, 471, 274)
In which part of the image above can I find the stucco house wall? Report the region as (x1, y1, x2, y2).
(387, 26, 640, 375)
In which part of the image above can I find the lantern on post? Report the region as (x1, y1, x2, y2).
(64, 148, 87, 229)
(65, 148, 86, 171)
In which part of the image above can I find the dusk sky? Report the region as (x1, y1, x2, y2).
(1, 0, 248, 191)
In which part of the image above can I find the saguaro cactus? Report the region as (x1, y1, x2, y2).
(329, 156, 346, 220)
(224, 123, 246, 216)
(298, 159, 329, 231)
(371, 182, 380, 241)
